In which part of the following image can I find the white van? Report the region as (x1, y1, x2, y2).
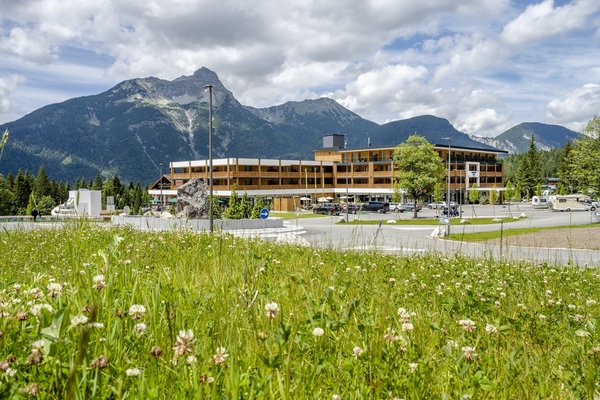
(531, 196, 549, 209)
(548, 194, 589, 212)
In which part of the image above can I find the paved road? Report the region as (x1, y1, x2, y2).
(287, 205, 600, 266)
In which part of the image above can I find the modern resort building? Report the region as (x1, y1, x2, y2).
(149, 135, 507, 211)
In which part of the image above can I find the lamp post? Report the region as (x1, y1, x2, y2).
(345, 135, 349, 222)
(442, 137, 452, 235)
(159, 162, 164, 210)
(205, 84, 214, 233)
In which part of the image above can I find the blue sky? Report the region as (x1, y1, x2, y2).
(1, 0, 599, 136)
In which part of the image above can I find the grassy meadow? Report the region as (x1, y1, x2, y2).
(0, 225, 599, 398)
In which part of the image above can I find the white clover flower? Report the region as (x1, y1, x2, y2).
(485, 324, 497, 334)
(128, 304, 146, 320)
(352, 346, 363, 358)
(538, 314, 547, 321)
(173, 329, 195, 356)
(134, 323, 147, 335)
(92, 274, 106, 290)
(186, 355, 197, 365)
(401, 322, 414, 332)
(586, 299, 597, 307)
(212, 347, 228, 365)
(408, 362, 418, 373)
(47, 283, 63, 298)
(89, 322, 104, 329)
(5, 367, 16, 377)
(312, 327, 324, 337)
(125, 367, 141, 377)
(265, 302, 280, 319)
(32, 340, 44, 351)
(458, 319, 476, 333)
(462, 346, 478, 361)
(332, 395, 341, 400)
(71, 315, 88, 327)
(30, 303, 54, 316)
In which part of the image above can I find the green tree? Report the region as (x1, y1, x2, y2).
(489, 186, 497, 205)
(91, 173, 103, 190)
(468, 183, 479, 204)
(433, 182, 443, 203)
(567, 116, 600, 194)
(240, 192, 252, 219)
(251, 196, 265, 219)
(26, 192, 37, 216)
(33, 165, 51, 198)
(535, 182, 542, 198)
(37, 195, 56, 215)
(224, 188, 243, 219)
(504, 180, 514, 204)
(557, 140, 573, 193)
(14, 169, 33, 213)
(516, 135, 543, 199)
(393, 135, 445, 218)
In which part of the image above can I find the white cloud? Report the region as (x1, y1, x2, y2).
(0, 74, 25, 120)
(546, 84, 600, 131)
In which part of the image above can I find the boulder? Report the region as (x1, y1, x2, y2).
(176, 178, 209, 219)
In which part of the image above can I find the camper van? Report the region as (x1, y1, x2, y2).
(548, 194, 589, 212)
(531, 196, 549, 209)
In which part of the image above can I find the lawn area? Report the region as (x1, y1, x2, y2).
(269, 211, 328, 219)
(448, 223, 599, 242)
(343, 217, 522, 225)
(0, 226, 598, 398)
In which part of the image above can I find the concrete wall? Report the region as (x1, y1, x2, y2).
(111, 216, 283, 232)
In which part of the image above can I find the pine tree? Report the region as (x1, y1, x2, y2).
(33, 165, 51, 198)
(240, 192, 252, 219)
(516, 135, 543, 199)
(14, 169, 32, 212)
(557, 140, 573, 193)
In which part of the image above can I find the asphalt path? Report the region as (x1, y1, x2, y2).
(291, 204, 600, 266)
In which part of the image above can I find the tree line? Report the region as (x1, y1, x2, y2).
(0, 165, 151, 216)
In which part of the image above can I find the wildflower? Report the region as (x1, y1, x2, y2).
(389, 277, 396, 285)
(12, 284, 21, 293)
(458, 319, 476, 333)
(47, 282, 63, 298)
(22, 383, 40, 396)
(401, 322, 414, 332)
(27, 349, 43, 365)
(134, 323, 147, 335)
(30, 304, 54, 316)
(92, 274, 106, 290)
(128, 304, 146, 320)
(408, 362, 418, 373)
(538, 314, 547, 321)
(15, 310, 28, 321)
(462, 346, 478, 361)
(173, 329, 195, 356)
(383, 328, 398, 342)
(312, 327, 324, 337)
(332, 395, 341, 400)
(586, 299, 597, 307)
(91, 355, 109, 369)
(485, 324, 497, 334)
(71, 315, 88, 327)
(149, 346, 163, 358)
(186, 355, 198, 365)
(199, 373, 214, 384)
(265, 302, 279, 319)
(89, 322, 104, 329)
(212, 347, 228, 365)
(126, 367, 141, 377)
(352, 346, 363, 358)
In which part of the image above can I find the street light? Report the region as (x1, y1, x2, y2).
(442, 137, 452, 235)
(205, 84, 214, 233)
(159, 162, 164, 210)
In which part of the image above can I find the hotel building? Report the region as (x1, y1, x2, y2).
(150, 135, 507, 211)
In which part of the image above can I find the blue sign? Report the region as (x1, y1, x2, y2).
(260, 208, 269, 219)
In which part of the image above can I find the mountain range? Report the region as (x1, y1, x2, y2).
(0, 67, 579, 183)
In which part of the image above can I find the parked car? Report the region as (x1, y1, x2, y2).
(361, 201, 390, 213)
(313, 203, 340, 215)
(390, 203, 406, 213)
(404, 202, 422, 212)
(584, 199, 599, 211)
(343, 204, 361, 214)
(427, 202, 444, 209)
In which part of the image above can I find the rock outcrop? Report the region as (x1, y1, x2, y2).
(176, 178, 209, 219)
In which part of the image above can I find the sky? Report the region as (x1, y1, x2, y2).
(0, 0, 599, 137)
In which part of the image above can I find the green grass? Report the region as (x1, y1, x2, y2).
(0, 226, 599, 398)
(449, 223, 599, 242)
(269, 211, 327, 219)
(343, 217, 522, 225)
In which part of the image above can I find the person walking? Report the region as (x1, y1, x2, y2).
(31, 207, 39, 222)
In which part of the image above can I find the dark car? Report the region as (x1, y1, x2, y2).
(361, 201, 390, 213)
(313, 203, 340, 215)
